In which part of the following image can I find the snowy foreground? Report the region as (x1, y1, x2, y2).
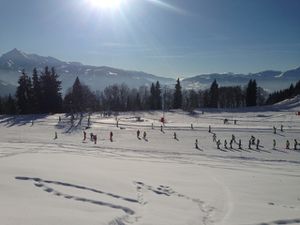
(1, 105, 300, 225)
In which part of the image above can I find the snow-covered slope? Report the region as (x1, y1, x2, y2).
(273, 95, 300, 111)
(0, 106, 300, 225)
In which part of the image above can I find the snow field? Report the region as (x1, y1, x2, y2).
(0, 108, 300, 225)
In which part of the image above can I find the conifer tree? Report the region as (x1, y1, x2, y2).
(31, 68, 42, 113)
(16, 70, 33, 114)
(135, 93, 141, 110)
(173, 78, 182, 109)
(0, 97, 2, 114)
(3, 94, 17, 114)
(246, 79, 257, 106)
(209, 79, 219, 108)
(149, 83, 156, 110)
(40, 67, 62, 113)
(71, 77, 84, 112)
(155, 81, 162, 110)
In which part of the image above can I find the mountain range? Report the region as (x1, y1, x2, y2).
(0, 48, 299, 96)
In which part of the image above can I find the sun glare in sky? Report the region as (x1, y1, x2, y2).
(87, 0, 123, 9)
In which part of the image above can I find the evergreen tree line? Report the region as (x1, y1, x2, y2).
(181, 79, 264, 111)
(0, 67, 273, 115)
(0, 67, 63, 115)
(265, 80, 300, 105)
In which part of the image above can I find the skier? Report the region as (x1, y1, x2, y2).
(234, 120, 237, 125)
(110, 131, 113, 142)
(238, 139, 242, 149)
(251, 136, 256, 145)
(208, 125, 211, 133)
(232, 134, 236, 143)
(273, 126, 277, 134)
(83, 131, 86, 141)
(191, 123, 194, 130)
(294, 139, 298, 150)
(143, 131, 147, 140)
(280, 125, 283, 132)
(151, 123, 154, 129)
(58, 116, 61, 122)
(173, 132, 177, 140)
(137, 130, 140, 139)
(54, 131, 58, 139)
(160, 125, 163, 132)
(116, 120, 119, 128)
(248, 139, 252, 150)
(213, 133, 217, 142)
(286, 140, 290, 150)
(273, 139, 276, 150)
(256, 139, 260, 150)
(229, 139, 233, 149)
(87, 116, 91, 128)
(224, 140, 228, 149)
(195, 139, 199, 149)
(217, 140, 221, 149)
(90, 133, 94, 141)
(94, 134, 97, 144)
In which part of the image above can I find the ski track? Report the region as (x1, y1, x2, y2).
(15, 176, 140, 225)
(133, 181, 216, 225)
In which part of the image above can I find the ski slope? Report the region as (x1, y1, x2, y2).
(0, 106, 300, 225)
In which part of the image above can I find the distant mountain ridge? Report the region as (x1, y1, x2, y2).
(0, 49, 175, 94)
(0, 48, 299, 96)
(182, 68, 300, 91)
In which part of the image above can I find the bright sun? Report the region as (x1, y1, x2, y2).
(88, 0, 122, 9)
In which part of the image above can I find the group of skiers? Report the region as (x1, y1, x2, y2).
(137, 129, 147, 140)
(208, 123, 299, 151)
(213, 132, 242, 150)
(82, 130, 113, 144)
(54, 115, 299, 151)
(273, 125, 284, 134)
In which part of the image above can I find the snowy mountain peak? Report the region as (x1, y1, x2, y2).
(1, 48, 28, 60)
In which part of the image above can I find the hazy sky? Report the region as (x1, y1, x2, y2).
(0, 0, 299, 77)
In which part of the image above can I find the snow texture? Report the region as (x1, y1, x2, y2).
(0, 103, 300, 225)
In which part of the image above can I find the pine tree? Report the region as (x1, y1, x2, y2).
(64, 77, 98, 113)
(3, 95, 17, 114)
(40, 67, 62, 113)
(155, 81, 162, 110)
(189, 90, 198, 111)
(31, 68, 42, 113)
(16, 70, 33, 114)
(209, 79, 219, 108)
(173, 78, 182, 109)
(135, 93, 141, 110)
(149, 83, 156, 110)
(246, 79, 257, 106)
(0, 97, 2, 114)
(72, 77, 84, 112)
(252, 79, 257, 106)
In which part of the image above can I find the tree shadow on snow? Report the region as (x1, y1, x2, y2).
(257, 218, 300, 225)
(0, 114, 48, 127)
(55, 113, 86, 134)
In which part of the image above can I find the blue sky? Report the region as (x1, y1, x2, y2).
(0, 0, 299, 78)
